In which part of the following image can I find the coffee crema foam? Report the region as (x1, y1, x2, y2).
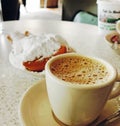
(50, 56, 110, 85)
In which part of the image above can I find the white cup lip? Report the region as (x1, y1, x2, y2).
(116, 20, 120, 34)
(45, 53, 117, 89)
(97, 0, 120, 5)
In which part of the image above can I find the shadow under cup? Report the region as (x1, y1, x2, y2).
(45, 53, 117, 126)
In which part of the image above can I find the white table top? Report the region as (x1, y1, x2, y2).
(0, 19, 120, 126)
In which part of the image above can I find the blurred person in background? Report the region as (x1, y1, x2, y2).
(62, 0, 97, 21)
(1, 0, 20, 21)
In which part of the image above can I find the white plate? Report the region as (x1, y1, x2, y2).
(105, 31, 120, 55)
(19, 79, 120, 126)
(105, 31, 119, 45)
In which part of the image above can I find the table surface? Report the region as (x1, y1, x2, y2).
(0, 19, 120, 126)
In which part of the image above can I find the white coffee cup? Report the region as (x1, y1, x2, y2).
(45, 53, 120, 126)
(116, 20, 120, 34)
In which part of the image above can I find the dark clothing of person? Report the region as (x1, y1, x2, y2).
(1, 0, 20, 21)
(22, 0, 26, 6)
(62, 0, 97, 21)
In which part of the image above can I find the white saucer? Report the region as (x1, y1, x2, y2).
(19, 79, 120, 126)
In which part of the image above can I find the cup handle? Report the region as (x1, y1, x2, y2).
(109, 81, 120, 99)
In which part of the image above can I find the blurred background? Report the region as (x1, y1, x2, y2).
(20, 0, 62, 20)
(0, 0, 97, 25)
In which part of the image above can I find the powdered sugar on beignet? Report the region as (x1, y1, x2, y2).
(8, 31, 71, 72)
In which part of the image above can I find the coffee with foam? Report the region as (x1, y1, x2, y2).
(50, 55, 110, 85)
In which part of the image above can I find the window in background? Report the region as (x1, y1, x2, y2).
(25, 0, 60, 11)
(26, 0, 40, 11)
